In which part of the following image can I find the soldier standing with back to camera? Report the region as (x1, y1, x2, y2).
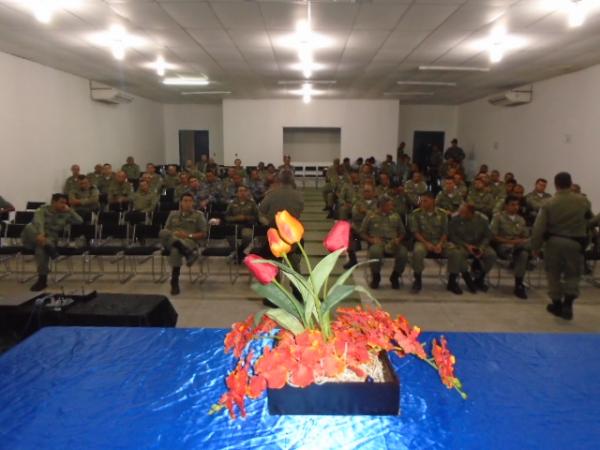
(531, 172, 591, 320)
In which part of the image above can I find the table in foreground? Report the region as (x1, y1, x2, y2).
(0, 327, 599, 450)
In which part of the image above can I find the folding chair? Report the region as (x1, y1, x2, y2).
(124, 224, 165, 282)
(199, 224, 238, 283)
(0, 224, 34, 282)
(97, 211, 121, 228)
(14, 211, 34, 224)
(152, 210, 171, 228)
(26, 202, 45, 210)
(85, 223, 130, 283)
(124, 210, 148, 226)
(208, 203, 228, 221)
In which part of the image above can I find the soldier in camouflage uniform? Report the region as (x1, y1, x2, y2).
(68, 175, 100, 216)
(22, 193, 83, 291)
(131, 179, 158, 214)
(121, 156, 141, 181)
(145, 163, 164, 194)
(97, 164, 115, 196)
(163, 165, 181, 190)
(337, 171, 362, 220)
(524, 178, 551, 225)
(531, 172, 592, 320)
(247, 170, 266, 202)
(107, 171, 133, 211)
(436, 177, 462, 214)
(488, 170, 506, 201)
(203, 171, 226, 206)
(322, 159, 342, 214)
(344, 184, 377, 269)
(375, 173, 395, 198)
(360, 196, 408, 290)
(453, 173, 468, 199)
(63, 164, 81, 195)
(447, 203, 497, 294)
(232, 159, 247, 179)
(404, 171, 428, 208)
(225, 185, 259, 262)
(87, 164, 103, 188)
(159, 192, 208, 295)
(467, 177, 495, 219)
(490, 196, 531, 299)
(174, 173, 191, 200)
(408, 192, 448, 293)
(379, 154, 397, 179)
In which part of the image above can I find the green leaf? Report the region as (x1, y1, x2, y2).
(253, 308, 268, 327)
(353, 285, 380, 306)
(311, 248, 345, 297)
(252, 282, 304, 322)
(327, 259, 377, 296)
(266, 309, 305, 335)
(321, 285, 355, 318)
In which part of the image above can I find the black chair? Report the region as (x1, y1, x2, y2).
(14, 211, 34, 224)
(85, 224, 130, 283)
(0, 224, 34, 282)
(124, 211, 148, 226)
(26, 201, 45, 210)
(208, 203, 228, 221)
(97, 211, 121, 227)
(163, 188, 175, 202)
(158, 200, 179, 212)
(124, 224, 165, 282)
(152, 210, 171, 228)
(200, 224, 238, 282)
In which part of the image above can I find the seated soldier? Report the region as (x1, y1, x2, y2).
(376, 173, 395, 198)
(97, 163, 115, 196)
(145, 163, 164, 194)
(121, 156, 141, 181)
(188, 177, 210, 210)
(491, 196, 531, 299)
(345, 183, 377, 269)
(436, 177, 462, 214)
(163, 165, 181, 190)
(159, 193, 207, 295)
(21, 194, 83, 291)
(447, 203, 497, 294)
(467, 176, 495, 219)
(64, 164, 81, 195)
(204, 171, 226, 206)
(87, 164, 103, 188)
(405, 171, 428, 209)
(174, 172, 191, 200)
(489, 170, 506, 201)
(337, 170, 361, 220)
(524, 178, 551, 225)
(225, 185, 259, 263)
(247, 169, 266, 202)
(453, 172, 468, 198)
(409, 192, 448, 293)
(108, 171, 133, 211)
(68, 175, 100, 216)
(232, 158, 246, 178)
(132, 179, 158, 214)
(360, 196, 408, 290)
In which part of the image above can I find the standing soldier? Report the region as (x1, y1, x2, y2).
(525, 178, 552, 225)
(131, 179, 158, 214)
(322, 159, 342, 214)
(404, 171, 428, 209)
(345, 184, 377, 269)
(21, 194, 83, 291)
(409, 193, 448, 293)
(225, 185, 259, 263)
(121, 156, 141, 181)
(360, 196, 408, 290)
(436, 177, 462, 214)
(447, 203, 497, 294)
(63, 164, 81, 194)
(531, 172, 591, 320)
(444, 138, 465, 163)
(490, 196, 531, 299)
(68, 175, 100, 216)
(159, 193, 207, 295)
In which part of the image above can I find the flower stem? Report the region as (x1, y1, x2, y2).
(272, 278, 307, 327)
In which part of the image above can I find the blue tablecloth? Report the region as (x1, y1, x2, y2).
(0, 327, 599, 450)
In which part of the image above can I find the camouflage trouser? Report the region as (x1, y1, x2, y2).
(544, 237, 583, 300)
(159, 230, 198, 267)
(447, 244, 496, 275)
(337, 203, 352, 220)
(21, 224, 56, 275)
(368, 241, 408, 274)
(227, 226, 253, 255)
(322, 183, 336, 208)
(411, 242, 447, 274)
(495, 243, 531, 278)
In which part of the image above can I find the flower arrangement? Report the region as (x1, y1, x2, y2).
(211, 211, 467, 419)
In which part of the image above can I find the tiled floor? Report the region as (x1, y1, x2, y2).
(1, 188, 599, 334)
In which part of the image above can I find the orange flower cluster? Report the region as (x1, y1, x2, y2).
(215, 307, 464, 419)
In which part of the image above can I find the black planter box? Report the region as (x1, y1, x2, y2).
(267, 351, 400, 416)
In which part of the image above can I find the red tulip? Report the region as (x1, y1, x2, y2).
(244, 254, 278, 285)
(323, 220, 351, 252)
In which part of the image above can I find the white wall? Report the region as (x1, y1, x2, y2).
(458, 63, 600, 208)
(283, 128, 341, 163)
(163, 104, 223, 164)
(223, 99, 399, 166)
(0, 51, 164, 210)
(398, 104, 459, 156)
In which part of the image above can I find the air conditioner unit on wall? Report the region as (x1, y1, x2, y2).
(90, 81, 134, 104)
(488, 88, 532, 107)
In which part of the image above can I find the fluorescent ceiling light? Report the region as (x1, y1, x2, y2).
(568, 0, 586, 27)
(181, 91, 231, 96)
(278, 80, 336, 85)
(419, 65, 490, 72)
(397, 81, 457, 87)
(145, 56, 176, 77)
(27, 0, 81, 24)
(163, 77, 210, 86)
(89, 25, 145, 61)
(384, 92, 435, 96)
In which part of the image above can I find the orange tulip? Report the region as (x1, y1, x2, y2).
(275, 210, 304, 244)
(267, 228, 291, 257)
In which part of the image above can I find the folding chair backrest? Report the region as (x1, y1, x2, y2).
(5, 223, 25, 239)
(133, 224, 161, 241)
(159, 201, 179, 211)
(14, 211, 34, 224)
(152, 211, 170, 227)
(99, 224, 128, 241)
(26, 201, 45, 210)
(252, 225, 269, 239)
(70, 224, 96, 242)
(98, 211, 120, 226)
(208, 224, 237, 241)
(125, 211, 147, 225)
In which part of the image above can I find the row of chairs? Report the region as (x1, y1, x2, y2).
(0, 221, 269, 286)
